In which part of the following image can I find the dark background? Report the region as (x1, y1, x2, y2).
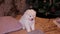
(0, 0, 60, 18)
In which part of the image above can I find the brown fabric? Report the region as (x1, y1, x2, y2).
(0, 0, 29, 17)
(0, 16, 22, 34)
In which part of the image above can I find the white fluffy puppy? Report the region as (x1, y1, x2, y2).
(19, 9, 36, 32)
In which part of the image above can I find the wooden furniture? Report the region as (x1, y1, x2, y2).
(8, 15, 60, 34)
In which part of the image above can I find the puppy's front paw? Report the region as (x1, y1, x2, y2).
(26, 27, 31, 32)
(31, 24, 35, 31)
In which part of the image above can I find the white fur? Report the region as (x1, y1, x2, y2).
(19, 9, 36, 32)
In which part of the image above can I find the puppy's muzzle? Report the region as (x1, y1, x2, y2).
(31, 18, 33, 21)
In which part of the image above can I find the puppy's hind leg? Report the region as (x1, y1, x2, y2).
(22, 26, 25, 30)
(22, 24, 25, 30)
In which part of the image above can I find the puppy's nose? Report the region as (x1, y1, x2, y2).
(31, 18, 33, 21)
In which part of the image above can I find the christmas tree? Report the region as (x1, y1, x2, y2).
(26, 0, 60, 18)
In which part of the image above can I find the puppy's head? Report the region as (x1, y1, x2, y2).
(24, 9, 36, 21)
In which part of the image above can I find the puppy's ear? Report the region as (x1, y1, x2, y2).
(22, 11, 29, 17)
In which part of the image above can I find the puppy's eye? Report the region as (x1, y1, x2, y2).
(30, 16, 31, 17)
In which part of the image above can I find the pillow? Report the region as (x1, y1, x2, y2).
(0, 16, 22, 34)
